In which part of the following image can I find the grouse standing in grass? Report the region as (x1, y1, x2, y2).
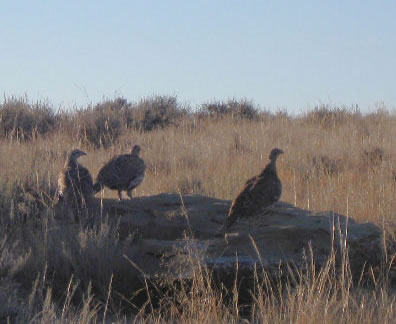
(218, 148, 284, 234)
(93, 145, 146, 200)
(56, 149, 94, 220)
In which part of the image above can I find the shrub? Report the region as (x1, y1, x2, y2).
(0, 178, 54, 229)
(312, 155, 343, 176)
(72, 98, 133, 148)
(133, 95, 188, 131)
(93, 97, 134, 128)
(0, 96, 57, 140)
(199, 98, 259, 120)
(361, 147, 385, 169)
(302, 104, 361, 128)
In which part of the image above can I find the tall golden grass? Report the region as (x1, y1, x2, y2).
(0, 98, 395, 322)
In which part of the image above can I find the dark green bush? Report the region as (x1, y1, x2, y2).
(0, 96, 57, 140)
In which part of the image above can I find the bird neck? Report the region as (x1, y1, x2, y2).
(66, 158, 78, 168)
(264, 158, 278, 174)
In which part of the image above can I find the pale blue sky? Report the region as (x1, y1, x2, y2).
(1, 1, 395, 112)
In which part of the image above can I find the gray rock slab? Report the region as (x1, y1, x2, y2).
(86, 193, 383, 280)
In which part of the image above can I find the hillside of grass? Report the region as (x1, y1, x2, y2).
(0, 96, 395, 323)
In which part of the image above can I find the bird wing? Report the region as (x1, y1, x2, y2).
(224, 176, 258, 230)
(96, 155, 146, 190)
(250, 174, 282, 207)
(76, 165, 94, 199)
(96, 157, 122, 188)
(242, 175, 260, 194)
(115, 155, 146, 182)
(127, 174, 145, 190)
(230, 180, 257, 214)
(224, 173, 282, 231)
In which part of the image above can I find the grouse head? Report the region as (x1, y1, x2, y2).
(269, 148, 284, 162)
(69, 149, 87, 161)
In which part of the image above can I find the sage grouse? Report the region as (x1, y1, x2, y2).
(56, 149, 94, 218)
(219, 148, 284, 234)
(93, 145, 146, 200)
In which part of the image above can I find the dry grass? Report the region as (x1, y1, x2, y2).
(0, 98, 395, 322)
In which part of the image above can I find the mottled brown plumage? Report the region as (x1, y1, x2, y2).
(56, 149, 94, 220)
(219, 148, 284, 233)
(93, 145, 146, 200)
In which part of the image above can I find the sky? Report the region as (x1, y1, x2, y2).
(1, 1, 395, 113)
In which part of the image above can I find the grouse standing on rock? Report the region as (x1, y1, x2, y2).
(93, 145, 146, 200)
(219, 148, 284, 234)
(56, 149, 94, 218)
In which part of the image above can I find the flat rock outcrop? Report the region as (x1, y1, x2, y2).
(88, 193, 383, 281)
